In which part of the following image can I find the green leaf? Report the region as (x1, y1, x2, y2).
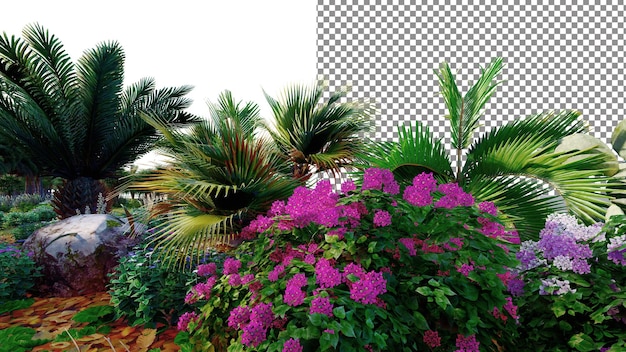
(308, 313, 323, 327)
(416, 286, 433, 296)
(340, 320, 356, 337)
(333, 306, 346, 319)
(72, 305, 115, 324)
(568, 333, 598, 352)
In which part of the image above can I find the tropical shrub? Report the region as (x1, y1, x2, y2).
(512, 213, 626, 351)
(361, 57, 619, 240)
(176, 168, 521, 351)
(108, 247, 227, 327)
(0, 243, 41, 303)
(0, 203, 56, 240)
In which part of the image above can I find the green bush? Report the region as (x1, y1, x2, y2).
(108, 247, 226, 327)
(0, 244, 41, 304)
(10, 194, 48, 212)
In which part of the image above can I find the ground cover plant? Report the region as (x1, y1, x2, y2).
(176, 168, 521, 351)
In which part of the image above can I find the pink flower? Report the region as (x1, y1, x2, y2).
(350, 270, 387, 304)
(284, 286, 306, 307)
(362, 168, 400, 195)
(435, 183, 474, 209)
(373, 209, 392, 227)
(455, 334, 480, 351)
(227, 306, 251, 329)
(268, 264, 286, 282)
(228, 273, 242, 286)
(399, 238, 417, 256)
(241, 319, 267, 347)
(251, 302, 275, 328)
(177, 311, 199, 331)
(457, 263, 474, 277)
(423, 330, 441, 348)
(310, 296, 334, 317)
(197, 263, 217, 276)
(223, 258, 242, 275)
(341, 179, 357, 193)
(283, 338, 303, 352)
(315, 258, 342, 288)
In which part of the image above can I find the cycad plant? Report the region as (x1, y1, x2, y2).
(362, 57, 619, 239)
(0, 23, 197, 218)
(263, 81, 373, 182)
(130, 91, 300, 268)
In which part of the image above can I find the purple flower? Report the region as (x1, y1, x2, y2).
(177, 311, 199, 331)
(241, 319, 267, 347)
(251, 302, 275, 328)
(223, 258, 242, 275)
(423, 330, 441, 348)
(373, 209, 392, 227)
(349, 270, 387, 304)
(399, 238, 417, 256)
(478, 201, 498, 216)
(284, 285, 306, 307)
(435, 183, 474, 209)
(228, 306, 251, 329)
(341, 179, 357, 193)
(455, 334, 480, 352)
(315, 258, 342, 289)
(197, 263, 217, 276)
(283, 338, 303, 352)
(228, 273, 242, 286)
(607, 235, 626, 266)
(268, 264, 285, 282)
(310, 296, 334, 317)
(362, 168, 400, 195)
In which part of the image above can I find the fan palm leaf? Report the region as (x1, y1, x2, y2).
(263, 81, 373, 181)
(130, 93, 299, 268)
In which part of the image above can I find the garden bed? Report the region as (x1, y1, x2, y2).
(0, 292, 179, 351)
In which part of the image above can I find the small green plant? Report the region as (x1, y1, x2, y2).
(0, 243, 41, 303)
(55, 305, 116, 342)
(108, 247, 225, 327)
(0, 204, 56, 240)
(512, 213, 626, 351)
(0, 326, 52, 352)
(0, 298, 34, 315)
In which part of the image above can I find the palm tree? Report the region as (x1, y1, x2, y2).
(0, 23, 197, 218)
(130, 91, 300, 268)
(263, 81, 374, 183)
(361, 58, 619, 239)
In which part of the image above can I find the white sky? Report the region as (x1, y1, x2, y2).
(3, 0, 317, 167)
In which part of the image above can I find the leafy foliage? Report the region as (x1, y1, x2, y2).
(0, 244, 41, 303)
(362, 58, 618, 239)
(177, 168, 520, 351)
(108, 247, 226, 327)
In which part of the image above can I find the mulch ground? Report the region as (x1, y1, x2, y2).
(0, 292, 180, 351)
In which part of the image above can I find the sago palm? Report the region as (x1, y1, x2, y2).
(0, 23, 197, 218)
(263, 81, 374, 183)
(130, 91, 300, 269)
(362, 57, 619, 239)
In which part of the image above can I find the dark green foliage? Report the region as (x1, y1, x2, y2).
(0, 244, 41, 303)
(0, 24, 198, 218)
(108, 247, 225, 327)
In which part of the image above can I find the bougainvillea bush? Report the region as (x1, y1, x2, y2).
(512, 213, 626, 351)
(175, 168, 522, 351)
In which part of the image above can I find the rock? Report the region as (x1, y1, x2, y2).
(22, 214, 141, 297)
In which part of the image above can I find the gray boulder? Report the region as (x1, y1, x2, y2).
(22, 214, 140, 297)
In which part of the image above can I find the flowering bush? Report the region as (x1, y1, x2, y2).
(0, 243, 41, 303)
(512, 213, 626, 351)
(175, 168, 521, 351)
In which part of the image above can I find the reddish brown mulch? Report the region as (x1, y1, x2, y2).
(0, 292, 180, 351)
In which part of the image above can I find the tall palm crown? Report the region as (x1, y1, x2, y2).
(263, 82, 374, 182)
(0, 24, 197, 217)
(362, 58, 619, 239)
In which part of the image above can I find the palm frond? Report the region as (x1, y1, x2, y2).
(361, 120, 454, 184)
(436, 57, 503, 150)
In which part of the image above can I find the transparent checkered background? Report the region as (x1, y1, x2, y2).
(317, 1, 626, 168)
